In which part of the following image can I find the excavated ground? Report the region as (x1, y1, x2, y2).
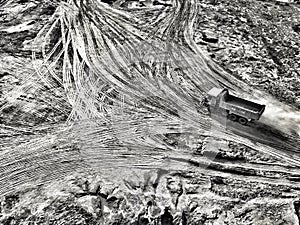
(0, 0, 300, 224)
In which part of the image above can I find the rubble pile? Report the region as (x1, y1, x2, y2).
(1, 171, 300, 224)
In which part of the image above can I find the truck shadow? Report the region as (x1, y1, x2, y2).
(211, 113, 300, 153)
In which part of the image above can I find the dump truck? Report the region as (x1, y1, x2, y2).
(205, 87, 266, 125)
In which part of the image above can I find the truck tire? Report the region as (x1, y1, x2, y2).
(238, 117, 248, 125)
(228, 114, 237, 121)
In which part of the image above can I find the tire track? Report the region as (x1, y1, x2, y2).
(0, 0, 299, 197)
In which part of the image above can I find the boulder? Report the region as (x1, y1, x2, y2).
(76, 195, 102, 218)
(202, 30, 219, 43)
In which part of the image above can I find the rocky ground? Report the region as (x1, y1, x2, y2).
(1, 168, 300, 224)
(0, 0, 300, 224)
(193, 0, 300, 108)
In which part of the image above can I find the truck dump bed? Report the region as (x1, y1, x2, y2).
(226, 95, 265, 113)
(207, 87, 266, 121)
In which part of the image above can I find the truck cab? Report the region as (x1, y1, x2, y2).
(206, 87, 265, 125)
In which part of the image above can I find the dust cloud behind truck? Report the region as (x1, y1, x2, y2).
(206, 87, 266, 125)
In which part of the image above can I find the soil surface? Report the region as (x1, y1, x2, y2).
(0, 0, 300, 224)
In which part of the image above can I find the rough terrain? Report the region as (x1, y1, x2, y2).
(0, 0, 300, 224)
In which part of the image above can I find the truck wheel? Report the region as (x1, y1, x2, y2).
(238, 117, 248, 125)
(228, 114, 237, 121)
